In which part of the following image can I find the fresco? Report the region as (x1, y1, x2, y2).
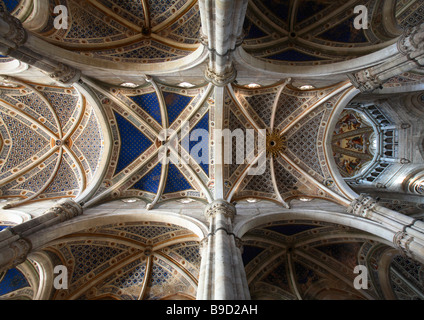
(332, 110, 376, 178)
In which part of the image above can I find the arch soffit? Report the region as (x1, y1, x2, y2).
(234, 209, 396, 247)
(29, 209, 208, 250)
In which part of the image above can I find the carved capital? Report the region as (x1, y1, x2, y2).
(393, 231, 414, 257)
(204, 65, 237, 87)
(397, 23, 424, 67)
(204, 200, 236, 221)
(398, 23, 424, 55)
(347, 194, 377, 218)
(47, 199, 83, 222)
(49, 63, 81, 85)
(347, 70, 382, 93)
(0, 11, 27, 53)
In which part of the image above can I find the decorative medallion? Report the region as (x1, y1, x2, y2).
(266, 130, 287, 157)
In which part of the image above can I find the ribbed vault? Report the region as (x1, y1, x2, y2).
(0, 77, 106, 207)
(0, 0, 423, 303)
(242, 219, 424, 300)
(15, 0, 201, 63)
(41, 220, 201, 300)
(242, 0, 402, 66)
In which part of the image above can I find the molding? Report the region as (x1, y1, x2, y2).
(204, 199, 236, 221)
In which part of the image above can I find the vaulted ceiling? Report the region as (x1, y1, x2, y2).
(29, 0, 201, 63)
(242, 219, 424, 300)
(242, 0, 401, 65)
(0, 0, 423, 235)
(0, 0, 424, 301)
(0, 79, 105, 207)
(1, 219, 202, 300)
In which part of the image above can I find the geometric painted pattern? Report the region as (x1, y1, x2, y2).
(242, 0, 401, 66)
(242, 220, 383, 300)
(42, 221, 201, 300)
(113, 111, 153, 175)
(23, 0, 201, 64)
(228, 82, 352, 206)
(0, 80, 104, 206)
(90, 81, 212, 207)
(0, 267, 31, 297)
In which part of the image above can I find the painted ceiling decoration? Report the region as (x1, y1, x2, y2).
(0, 220, 201, 300)
(14, 0, 201, 64)
(242, 219, 424, 300)
(332, 109, 377, 179)
(381, 70, 424, 92)
(0, 266, 33, 299)
(40, 221, 200, 300)
(389, 254, 424, 300)
(224, 81, 354, 207)
(83, 80, 213, 207)
(0, 0, 423, 303)
(242, 0, 405, 65)
(396, 0, 424, 30)
(0, 77, 105, 207)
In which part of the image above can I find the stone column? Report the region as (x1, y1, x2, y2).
(348, 23, 424, 93)
(0, 199, 83, 272)
(0, 11, 81, 85)
(200, 0, 247, 86)
(196, 200, 250, 300)
(348, 194, 424, 263)
(0, 10, 27, 53)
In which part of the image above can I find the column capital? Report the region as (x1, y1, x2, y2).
(397, 23, 424, 57)
(204, 199, 236, 221)
(348, 23, 424, 93)
(47, 198, 83, 222)
(204, 65, 237, 87)
(393, 231, 414, 258)
(347, 193, 378, 218)
(49, 62, 81, 85)
(347, 69, 383, 93)
(0, 11, 27, 54)
(0, 200, 81, 272)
